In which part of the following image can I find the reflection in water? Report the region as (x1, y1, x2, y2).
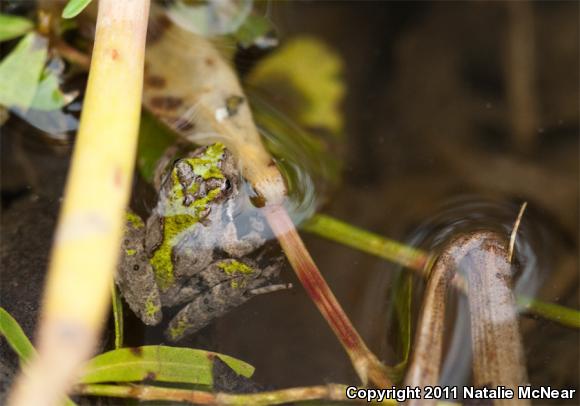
(248, 93, 338, 226)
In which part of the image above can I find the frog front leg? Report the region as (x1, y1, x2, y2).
(165, 258, 281, 341)
(116, 211, 163, 325)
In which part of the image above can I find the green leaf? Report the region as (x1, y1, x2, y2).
(30, 68, 69, 111)
(0, 307, 35, 363)
(0, 13, 34, 42)
(234, 14, 273, 48)
(62, 0, 93, 19)
(247, 36, 345, 136)
(0, 33, 48, 109)
(1, 308, 254, 404)
(0, 308, 79, 406)
(81, 346, 255, 387)
(137, 111, 177, 183)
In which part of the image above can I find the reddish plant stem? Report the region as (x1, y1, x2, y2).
(264, 204, 392, 387)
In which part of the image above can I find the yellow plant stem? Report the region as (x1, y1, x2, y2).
(8, 1, 150, 405)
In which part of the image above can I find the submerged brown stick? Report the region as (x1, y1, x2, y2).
(75, 383, 357, 405)
(405, 232, 529, 405)
(404, 246, 458, 406)
(265, 205, 393, 387)
(463, 232, 529, 405)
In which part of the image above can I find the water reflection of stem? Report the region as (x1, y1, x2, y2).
(75, 382, 374, 405)
(265, 205, 393, 388)
(505, 0, 538, 153)
(303, 214, 580, 328)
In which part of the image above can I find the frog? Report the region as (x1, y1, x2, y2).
(115, 142, 285, 341)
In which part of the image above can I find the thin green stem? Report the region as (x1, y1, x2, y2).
(303, 214, 432, 272)
(110, 284, 124, 349)
(303, 213, 580, 329)
(517, 295, 580, 328)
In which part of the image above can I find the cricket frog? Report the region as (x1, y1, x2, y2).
(116, 143, 284, 341)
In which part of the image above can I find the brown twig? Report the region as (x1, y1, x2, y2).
(53, 39, 91, 68)
(74, 383, 360, 405)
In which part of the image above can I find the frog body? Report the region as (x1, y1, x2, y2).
(116, 143, 283, 341)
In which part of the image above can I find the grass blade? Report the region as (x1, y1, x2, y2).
(0, 308, 77, 406)
(0, 307, 35, 363)
(0, 33, 47, 109)
(0, 14, 34, 42)
(81, 346, 254, 387)
(62, 0, 93, 19)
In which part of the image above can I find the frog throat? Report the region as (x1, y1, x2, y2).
(150, 143, 227, 291)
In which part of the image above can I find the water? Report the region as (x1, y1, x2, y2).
(1, 0, 578, 402)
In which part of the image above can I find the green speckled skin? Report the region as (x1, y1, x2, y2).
(116, 143, 283, 341)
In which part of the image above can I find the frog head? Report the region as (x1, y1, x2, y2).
(151, 143, 239, 291)
(162, 143, 237, 217)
